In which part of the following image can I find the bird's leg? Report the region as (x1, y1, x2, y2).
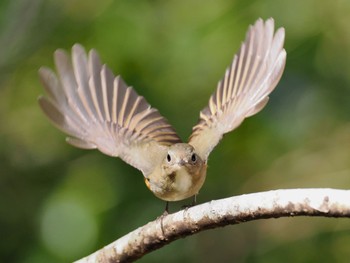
(163, 201, 169, 216)
(182, 194, 197, 210)
(156, 202, 169, 220)
(156, 201, 169, 220)
(191, 194, 197, 206)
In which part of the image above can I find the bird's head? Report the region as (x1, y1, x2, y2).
(162, 143, 203, 175)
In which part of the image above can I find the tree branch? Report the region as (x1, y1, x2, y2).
(75, 188, 350, 263)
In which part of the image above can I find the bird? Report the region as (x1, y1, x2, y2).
(38, 18, 286, 212)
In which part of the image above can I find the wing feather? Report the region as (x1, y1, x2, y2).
(39, 44, 181, 175)
(189, 18, 287, 161)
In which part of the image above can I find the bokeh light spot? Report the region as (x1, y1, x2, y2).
(40, 198, 97, 260)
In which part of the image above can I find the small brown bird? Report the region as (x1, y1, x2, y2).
(38, 18, 286, 209)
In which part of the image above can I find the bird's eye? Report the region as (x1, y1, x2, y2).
(191, 153, 197, 162)
(167, 154, 171, 162)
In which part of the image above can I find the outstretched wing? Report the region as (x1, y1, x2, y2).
(38, 44, 181, 175)
(189, 18, 286, 161)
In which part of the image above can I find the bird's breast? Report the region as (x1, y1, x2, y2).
(173, 167, 193, 194)
(146, 163, 207, 202)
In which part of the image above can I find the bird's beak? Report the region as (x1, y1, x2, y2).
(178, 159, 193, 167)
(178, 159, 187, 166)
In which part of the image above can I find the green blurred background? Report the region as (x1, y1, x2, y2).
(1, 0, 350, 262)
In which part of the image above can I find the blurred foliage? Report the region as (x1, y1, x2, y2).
(0, 0, 349, 262)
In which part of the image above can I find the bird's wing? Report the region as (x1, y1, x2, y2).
(38, 44, 181, 175)
(189, 18, 286, 161)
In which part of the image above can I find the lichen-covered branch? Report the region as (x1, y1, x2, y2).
(75, 188, 350, 263)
